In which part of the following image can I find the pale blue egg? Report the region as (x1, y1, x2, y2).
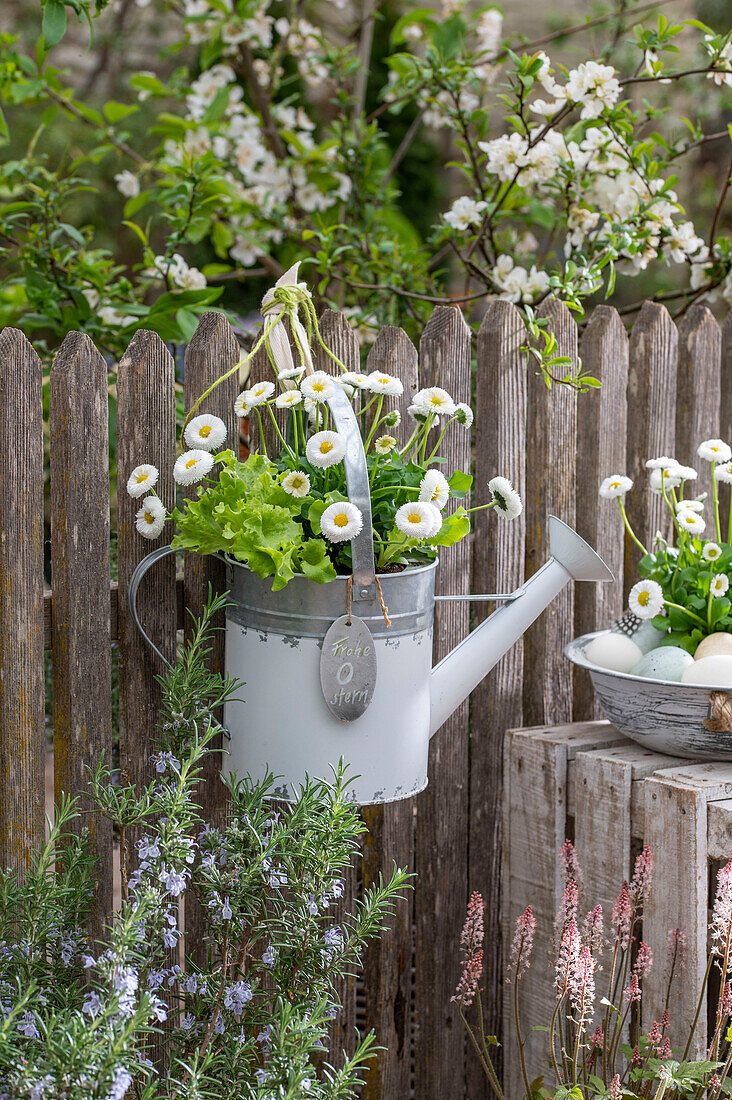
(612, 614, 667, 654)
(631, 646, 694, 682)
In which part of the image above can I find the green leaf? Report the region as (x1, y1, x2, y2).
(448, 470, 473, 497)
(42, 0, 67, 47)
(429, 507, 470, 548)
(298, 539, 337, 585)
(103, 100, 138, 122)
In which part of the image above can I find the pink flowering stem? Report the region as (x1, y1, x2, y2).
(513, 959, 532, 1099)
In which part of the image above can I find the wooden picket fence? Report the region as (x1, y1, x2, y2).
(0, 297, 729, 1098)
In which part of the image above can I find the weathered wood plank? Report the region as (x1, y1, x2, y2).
(676, 303, 721, 513)
(50, 331, 113, 941)
(42, 575, 184, 650)
(0, 328, 45, 872)
(625, 303, 678, 594)
(183, 311, 240, 964)
(575, 307, 628, 718)
(414, 305, 472, 1100)
(117, 330, 178, 791)
(365, 326, 418, 446)
(643, 765, 732, 1055)
(502, 722, 625, 1100)
(314, 310, 362, 1062)
(361, 324, 418, 1100)
(469, 300, 527, 1090)
(524, 298, 577, 727)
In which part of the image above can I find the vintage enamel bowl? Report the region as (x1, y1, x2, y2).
(565, 629, 732, 760)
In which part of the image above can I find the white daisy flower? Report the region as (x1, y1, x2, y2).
(413, 387, 456, 417)
(301, 371, 336, 403)
(126, 463, 159, 499)
(702, 542, 721, 561)
(277, 366, 307, 381)
(234, 391, 250, 417)
(677, 509, 706, 535)
(407, 404, 429, 423)
(374, 435, 397, 455)
(599, 475, 633, 499)
(340, 371, 371, 389)
(135, 496, 166, 540)
(454, 403, 474, 429)
(650, 467, 682, 492)
(275, 390, 303, 409)
(672, 464, 697, 482)
(711, 573, 730, 597)
(395, 501, 442, 539)
(676, 498, 704, 513)
(246, 380, 275, 407)
(320, 501, 364, 543)
(173, 449, 215, 486)
(281, 471, 311, 498)
(335, 380, 355, 398)
(628, 579, 664, 620)
(698, 439, 732, 463)
(646, 456, 677, 470)
(303, 397, 318, 422)
(715, 461, 732, 485)
(383, 409, 402, 428)
(305, 431, 346, 468)
(488, 476, 523, 520)
(419, 469, 450, 510)
(368, 371, 404, 397)
(184, 414, 227, 453)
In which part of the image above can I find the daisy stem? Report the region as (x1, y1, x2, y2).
(466, 502, 497, 514)
(713, 462, 722, 541)
(618, 500, 648, 556)
(254, 410, 268, 458)
(399, 425, 422, 458)
(364, 396, 384, 450)
(664, 600, 706, 627)
(424, 417, 456, 465)
(265, 404, 295, 461)
(708, 563, 715, 631)
(420, 413, 435, 465)
(370, 452, 380, 491)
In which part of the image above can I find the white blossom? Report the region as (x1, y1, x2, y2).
(488, 476, 522, 520)
(281, 471, 310, 497)
(173, 449, 215, 485)
(184, 414, 227, 452)
(135, 496, 166, 540)
(419, 469, 450, 510)
(394, 501, 442, 539)
(444, 196, 487, 231)
(114, 170, 140, 198)
(628, 579, 664, 620)
(127, 464, 159, 499)
(599, 475, 633, 499)
(306, 431, 346, 468)
(320, 501, 363, 543)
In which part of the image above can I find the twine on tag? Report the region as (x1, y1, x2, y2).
(704, 691, 732, 733)
(345, 574, 391, 627)
(376, 577, 391, 628)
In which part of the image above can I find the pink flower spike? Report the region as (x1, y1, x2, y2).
(555, 918, 580, 994)
(590, 1024, 604, 1050)
(623, 974, 641, 1004)
(608, 1073, 622, 1100)
(633, 941, 653, 980)
(582, 904, 604, 955)
(452, 950, 483, 1008)
(611, 882, 632, 949)
(559, 839, 584, 891)
(712, 861, 732, 959)
(460, 891, 485, 957)
(629, 846, 654, 907)
(666, 927, 686, 973)
(508, 906, 536, 980)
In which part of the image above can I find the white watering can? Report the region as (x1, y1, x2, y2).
(131, 388, 613, 804)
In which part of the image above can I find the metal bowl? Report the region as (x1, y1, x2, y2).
(564, 630, 732, 760)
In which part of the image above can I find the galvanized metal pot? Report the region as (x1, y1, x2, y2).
(565, 630, 732, 760)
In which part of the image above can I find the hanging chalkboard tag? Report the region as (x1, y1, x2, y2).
(320, 614, 377, 722)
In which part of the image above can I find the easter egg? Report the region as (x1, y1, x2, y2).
(682, 655, 732, 687)
(612, 612, 666, 654)
(630, 646, 694, 682)
(585, 633, 643, 673)
(693, 632, 732, 661)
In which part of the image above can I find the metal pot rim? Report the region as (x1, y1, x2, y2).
(220, 554, 439, 582)
(565, 629, 732, 693)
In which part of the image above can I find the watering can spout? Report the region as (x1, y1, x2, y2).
(428, 517, 613, 737)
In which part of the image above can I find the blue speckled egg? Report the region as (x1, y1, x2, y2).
(631, 645, 694, 682)
(612, 612, 667, 654)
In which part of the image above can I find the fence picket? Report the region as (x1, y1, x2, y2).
(523, 298, 578, 727)
(414, 305, 472, 1100)
(468, 300, 527, 1092)
(183, 311, 241, 964)
(117, 330, 178, 798)
(625, 302, 678, 593)
(676, 303, 721, 510)
(365, 326, 418, 445)
(50, 332, 113, 939)
(574, 306, 628, 717)
(361, 325, 418, 1100)
(0, 328, 45, 873)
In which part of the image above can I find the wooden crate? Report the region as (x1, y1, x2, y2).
(502, 721, 732, 1100)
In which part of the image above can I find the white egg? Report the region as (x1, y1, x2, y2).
(682, 655, 732, 687)
(612, 618, 666, 654)
(693, 633, 732, 661)
(585, 633, 643, 674)
(631, 646, 694, 682)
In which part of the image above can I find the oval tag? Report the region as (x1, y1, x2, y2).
(320, 614, 377, 722)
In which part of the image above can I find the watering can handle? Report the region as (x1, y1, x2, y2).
(325, 385, 376, 591)
(128, 543, 177, 669)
